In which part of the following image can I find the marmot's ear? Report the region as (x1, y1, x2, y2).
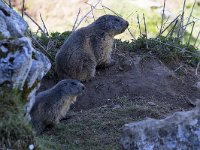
(95, 16, 107, 30)
(107, 21, 114, 30)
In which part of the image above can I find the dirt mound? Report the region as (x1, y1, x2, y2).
(39, 49, 200, 113)
(38, 48, 200, 149)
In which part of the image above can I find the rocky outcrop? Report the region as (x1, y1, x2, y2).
(120, 105, 200, 150)
(0, 0, 27, 38)
(0, 0, 51, 120)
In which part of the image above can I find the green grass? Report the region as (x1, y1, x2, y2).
(37, 96, 164, 150)
(34, 31, 71, 61)
(115, 35, 200, 67)
(33, 31, 71, 78)
(0, 87, 36, 149)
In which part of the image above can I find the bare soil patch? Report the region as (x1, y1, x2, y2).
(39, 48, 200, 114)
(37, 47, 200, 149)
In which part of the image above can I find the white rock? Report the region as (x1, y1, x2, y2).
(194, 81, 200, 90)
(29, 144, 34, 150)
(121, 106, 200, 150)
(0, 0, 28, 37)
(0, 1, 51, 121)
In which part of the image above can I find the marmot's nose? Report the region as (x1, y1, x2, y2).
(81, 84, 85, 90)
(126, 21, 129, 27)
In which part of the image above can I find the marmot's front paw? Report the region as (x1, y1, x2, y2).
(55, 15, 128, 81)
(107, 59, 115, 67)
(97, 59, 115, 69)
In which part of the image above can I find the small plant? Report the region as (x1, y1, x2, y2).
(0, 87, 36, 149)
(0, 32, 4, 40)
(37, 31, 71, 49)
(32, 31, 71, 78)
(116, 96, 129, 106)
(133, 35, 200, 66)
(115, 35, 200, 67)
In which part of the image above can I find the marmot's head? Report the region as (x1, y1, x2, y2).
(94, 15, 129, 36)
(56, 79, 85, 96)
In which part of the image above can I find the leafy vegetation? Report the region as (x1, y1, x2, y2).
(34, 31, 71, 60)
(32, 31, 71, 78)
(0, 87, 36, 149)
(116, 35, 200, 67)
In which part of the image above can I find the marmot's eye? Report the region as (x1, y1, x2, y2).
(115, 18, 120, 22)
(71, 81, 77, 86)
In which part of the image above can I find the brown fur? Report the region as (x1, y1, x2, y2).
(55, 15, 129, 81)
(30, 79, 85, 134)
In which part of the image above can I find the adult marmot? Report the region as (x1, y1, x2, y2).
(55, 15, 129, 81)
(30, 79, 85, 134)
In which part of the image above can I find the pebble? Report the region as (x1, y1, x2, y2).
(147, 102, 156, 106)
(112, 104, 122, 110)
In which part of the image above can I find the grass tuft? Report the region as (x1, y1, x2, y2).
(0, 87, 36, 149)
(33, 31, 71, 78)
(37, 96, 163, 149)
(116, 35, 200, 67)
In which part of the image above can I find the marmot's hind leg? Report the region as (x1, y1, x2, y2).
(97, 55, 115, 69)
(78, 55, 96, 82)
(57, 70, 71, 80)
(56, 63, 71, 80)
(32, 120, 46, 134)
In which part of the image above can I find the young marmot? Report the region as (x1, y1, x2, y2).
(30, 79, 85, 134)
(55, 15, 129, 81)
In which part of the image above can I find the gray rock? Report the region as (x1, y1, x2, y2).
(0, 1, 51, 121)
(0, 37, 51, 90)
(0, 17, 10, 38)
(193, 81, 200, 90)
(0, 37, 51, 121)
(24, 50, 51, 122)
(0, 0, 28, 38)
(26, 50, 51, 88)
(24, 83, 40, 122)
(121, 106, 200, 150)
(0, 37, 32, 89)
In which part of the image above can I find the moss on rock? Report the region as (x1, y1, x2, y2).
(0, 86, 37, 149)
